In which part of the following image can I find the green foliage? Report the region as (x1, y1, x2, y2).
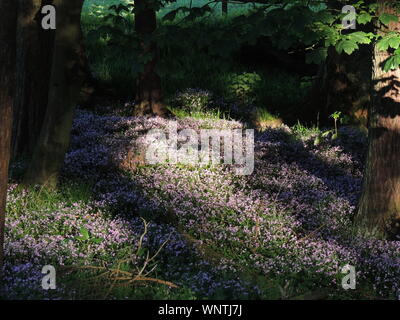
(292, 121, 321, 138)
(375, 32, 400, 71)
(7, 181, 92, 214)
(357, 12, 372, 25)
(246, 0, 400, 74)
(76, 226, 104, 244)
(335, 32, 374, 55)
(82, 0, 317, 105)
(170, 88, 213, 114)
(255, 108, 279, 122)
(168, 88, 229, 120)
(254, 108, 282, 131)
(84, 3, 143, 76)
(167, 105, 228, 121)
(162, 3, 212, 22)
(376, 32, 400, 51)
(167, 88, 230, 120)
(313, 111, 343, 145)
(226, 72, 262, 105)
(383, 51, 400, 72)
(81, 0, 400, 128)
(82, 1, 257, 97)
(82, 0, 400, 101)
(256, 71, 311, 124)
(379, 13, 399, 25)
(330, 110, 342, 121)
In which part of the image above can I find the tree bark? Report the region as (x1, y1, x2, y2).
(24, 0, 85, 188)
(134, 1, 167, 117)
(12, 0, 55, 159)
(0, 0, 17, 272)
(222, 0, 228, 15)
(309, 46, 372, 127)
(355, 0, 400, 239)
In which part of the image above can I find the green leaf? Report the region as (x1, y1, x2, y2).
(383, 56, 394, 72)
(383, 54, 400, 72)
(394, 54, 400, 68)
(376, 37, 390, 51)
(79, 227, 90, 240)
(379, 13, 398, 26)
(314, 136, 321, 146)
(330, 111, 342, 120)
(388, 36, 400, 50)
(322, 130, 332, 137)
(357, 12, 372, 25)
(347, 31, 371, 45)
(367, 3, 379, 14)
(377, 35, 400, 51)
(91, 238, 104, 244)
(335, 39, 358, 55)
(315, 11, 335, 25)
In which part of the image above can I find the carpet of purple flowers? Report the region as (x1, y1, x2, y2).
(2, 102, 400, 300)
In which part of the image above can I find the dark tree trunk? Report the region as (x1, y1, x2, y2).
(0, 0, 17, 272)
(12, 0, 55, 159)
(24, 0, 85, 188)
(309, 46, 372, 127)
(355, 0, 400, 238)
(134, 1, 167, 116)
(222, 0, 228, 15)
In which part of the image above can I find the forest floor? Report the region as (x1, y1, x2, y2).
(2, 98, 400, 300)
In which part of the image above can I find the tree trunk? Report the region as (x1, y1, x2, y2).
(134, 2, 167, 117)
(24, 0, 85, 188)
(309, 46, 372, 127)
(355, 0, 400, 239)
(0, 0, 17, 272)
(222, 0, 228, 15)
(12, 0, 55, 159)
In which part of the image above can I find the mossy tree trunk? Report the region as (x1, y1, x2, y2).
(355, 0, 400, 239)
(134, 1, 167, 116)
(0, 0, 17, 272)
(24, 0, 85, 188)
